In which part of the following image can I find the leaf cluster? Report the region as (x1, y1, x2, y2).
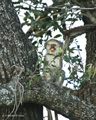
(13, 0, 86, 89)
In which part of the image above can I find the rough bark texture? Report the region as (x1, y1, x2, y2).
(0, 80, 96, 120)
(72, 0, 96, 108)
(0, 0, 43, 120)
(0, 0, 37, 83)
(80, 24, 96, 105)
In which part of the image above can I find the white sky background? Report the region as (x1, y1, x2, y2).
(12, 0, 86, 120)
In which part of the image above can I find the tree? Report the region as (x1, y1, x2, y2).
(0, 0, 43, 120)
(0, 0, 96, 120)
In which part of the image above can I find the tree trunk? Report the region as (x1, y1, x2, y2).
(80, 4, 96, 105)
(0, 0, 43, 119)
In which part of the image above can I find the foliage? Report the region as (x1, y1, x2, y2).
(13, 0, 87, 89)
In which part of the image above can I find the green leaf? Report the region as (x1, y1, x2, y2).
(27, 68, 32, 74)
(51, 64, 56, 67)
(34, 76, 38, 81)
(39, 39, 43, 44)
(63, 55, 70, 62)
(68, 65, 71, 71)
(26, 80, 32, 88)
(45, 68, 52, 72)
(66, 18, 78, 22)
(32, 41, 37, 46)
(54, 34, 61, 38)
(59, 47, 62, 53)
(46, 30, 52, 37)
(44, 61, 49, 66)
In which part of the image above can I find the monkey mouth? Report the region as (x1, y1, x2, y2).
(51, 49, 55, 53)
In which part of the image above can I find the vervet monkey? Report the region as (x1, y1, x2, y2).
(43, 39, 64, 86)
(43, 39, 64, 120)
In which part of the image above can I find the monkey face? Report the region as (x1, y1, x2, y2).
(45, 39, 61, 55)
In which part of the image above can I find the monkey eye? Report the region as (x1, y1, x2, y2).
(47, 44, 50, 47)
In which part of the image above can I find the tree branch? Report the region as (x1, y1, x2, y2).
(0, 80, 96, 120)
(64, 24, 96, 38)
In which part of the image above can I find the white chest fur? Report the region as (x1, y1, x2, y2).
(45, 54, 60, 68)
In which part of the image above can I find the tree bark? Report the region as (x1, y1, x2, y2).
(0, 80, 96, 120)
(74, 0, 96, 107)
(0, 0, 43, 120)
